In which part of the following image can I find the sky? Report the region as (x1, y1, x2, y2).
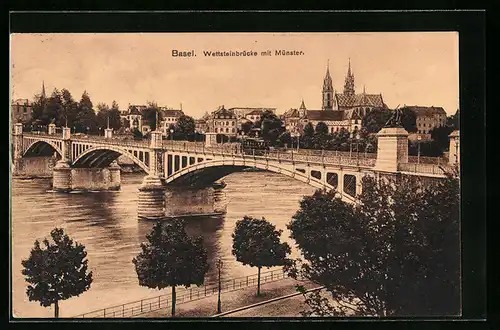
(10, 32, 459, 118)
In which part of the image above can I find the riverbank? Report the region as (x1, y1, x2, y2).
(136, 277, 316, 318)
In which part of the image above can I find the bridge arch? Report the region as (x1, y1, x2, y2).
(23, 140, 63, 157)
(164, 158, 357, 203)
(71, 146, 150, 173)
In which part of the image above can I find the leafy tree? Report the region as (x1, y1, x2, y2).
(430, 125, 454, 152)
(43, 89, 64, 126)
(132, 128, 143, 139)
(132, 220, 208, 317)
(60, 89, 78, 128)
(286, 173, 460, 316)
(362, 108, 416, 133)
(96, 102, 121, 132)
(409, 139, 444, 157)
(277, 131, 292, 147)
(255, 110, 284, 144)
(447, 109, 460, 130)
(21, 228, 93, 318)
(75, 91, 97, 133)
(300, 122, 315, 148)
(314, 122, 329, 135)
(29, 91, 48, 127)
(108, 101, 122, 130)
(401, 108, 417, 133)
(96, 102, 110, 131)
(241, 121, 253, 135)
(232, 216, 291, 296)
(142, 102, 161, 131)
(173, 115, 196, 140)
(362, 108, 392, 133)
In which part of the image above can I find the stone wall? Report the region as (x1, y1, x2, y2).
(12, 156, 54, 178)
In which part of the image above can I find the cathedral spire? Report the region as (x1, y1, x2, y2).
(322, 60, 334, 110)
(343, 58, 355, 96)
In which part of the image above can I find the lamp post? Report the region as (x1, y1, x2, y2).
(355, 133, 360, 165)
(296, 133, 300, 152)
(216, 258, 223, 314)
(170, 129, 174, 146)
(349, 132, 353, 158)
(417, 135, 422, 164)
(455, 139, 459, 164)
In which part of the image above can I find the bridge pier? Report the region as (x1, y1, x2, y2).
(138, 175, 166, 220)
(52, 160, 72, 192)
(137, 130, 166, 220)
(108, 160, 121, 190)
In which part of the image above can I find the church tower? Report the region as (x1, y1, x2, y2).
(299, 99, 307, 117)
(343, 58, 355, 96)
(322, 60, 334, 111)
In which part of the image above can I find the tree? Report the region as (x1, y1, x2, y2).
(108, 100, 122, 130)
(174, 115, 196, 140)
(60, 89, 78, 128)
(21, 228, 93, 318)
(401, 107, 417, 133)
(96, 102, 121, 132)
(132, 220, 208, 317)
(430, 125, 454, 152)
(255, 110, 284, 144)
(241, 121, 253, 135)
(232, 216, 291, 296)
(132, 128, 143, 139)
(286, 173, 460, 316)
(142, 102, 161, 131)
(75, 91, 97, 133)
(314, 122, 329, 135)
(447, 109, 460, 130)
(277, 131, 292, 148)
(42, 89, 64, 126)
(362, 108, 392, 133)
(300, 122, 315, 148)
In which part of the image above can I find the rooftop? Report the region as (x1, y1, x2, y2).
(401, 105, 447, 116)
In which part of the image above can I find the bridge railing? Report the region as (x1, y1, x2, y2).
(398, 162, 451, 175)
(407, 155, 448, 165)
(71, 268, 290, 318)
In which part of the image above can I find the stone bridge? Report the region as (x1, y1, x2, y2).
(11, 123, 459, 220)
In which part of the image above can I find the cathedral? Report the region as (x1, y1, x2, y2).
(283, 60, 388, 134)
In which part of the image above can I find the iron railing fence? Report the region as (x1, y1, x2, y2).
(72, 268, 291, 318)
(24, 132, 452, 170)
(398, 162, 451, 175)
(407, 155, 448, 165)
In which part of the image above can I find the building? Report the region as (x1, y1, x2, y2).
(283, 60, 388, 135)
(210, 105, 238, 136)
(401, 105, 447, 135)
(160, 109, 184, 135)
(229, 107, 276, 121)
(127, 106, 143, 132)
(322, 59, 387, 115)
(11, 98, 33, 124)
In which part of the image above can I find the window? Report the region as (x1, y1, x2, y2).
(226, 121, 229, 126)
(226, 128, 229, 133)
(215, 128, 218, 133)
(232, 128, 235, 133)
(232, 121, 235, 126)
(336, 127, 339, 132)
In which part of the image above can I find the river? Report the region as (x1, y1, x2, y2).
(11, 171, 316, 318)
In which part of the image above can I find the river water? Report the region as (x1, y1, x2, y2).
(11, 171, 315, 318)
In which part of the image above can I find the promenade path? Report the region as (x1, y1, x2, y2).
(137, 277, 317, 318)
